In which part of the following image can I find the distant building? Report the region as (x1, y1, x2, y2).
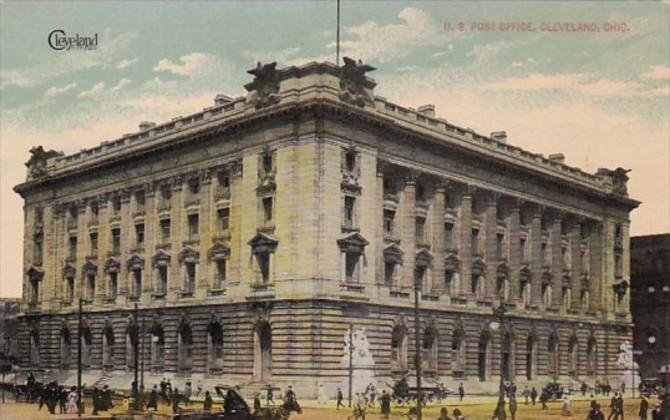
(0, 298, 21, 360)
(631, 234, 670, 382)
(13, 60, 639, 396)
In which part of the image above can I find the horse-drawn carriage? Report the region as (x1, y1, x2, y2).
(172, 385, 301, 420)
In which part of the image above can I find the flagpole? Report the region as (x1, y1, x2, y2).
(336, 0, 340, 66)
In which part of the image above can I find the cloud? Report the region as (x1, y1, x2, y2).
(115, 58, 139, 69)
(44, 82, 77, 98)
(153, 52, 211, 76)
(577, 78, 640, 96)
(486, 73, 641, 96)
(328, 7, 440, 63)
(111, 78, 132, 91)
(79, 82, 106, 98)
(647, 86, 670, 97)
(242, 47, 300, 65)
(641, 65, 670, 81)
(1, 70, 36, 89)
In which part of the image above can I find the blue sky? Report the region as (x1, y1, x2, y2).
(1, 1, 669, 297)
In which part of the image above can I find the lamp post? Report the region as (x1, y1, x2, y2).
(133, 303, 140, 411)
(491, 302, 507, 402)
(413, 271, 423, 420)
(77, 297, 82, 417)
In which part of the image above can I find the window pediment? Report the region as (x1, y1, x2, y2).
(520, 265, 531, 282)
(27, 266, 44, 281)
(152, 249, 171, 267)
(178, 245, 200, 264)
(496, 262, 509, 280)
(444, 253, 460, 272)
(248, 232, 279, 254)
(337, 232, 369, 254)
(383, 243, 404, 264)
(82, 260, 98, 275)
(613, 280, 629, 296)
(209, 241, 231, 261)
(415, 248, 433, 268)
(63, 263, 76, 278)
(472, 257, 487, 276)
(542, 270, 553, 285)
(104, 257, 120, 273)
(126, 254, 145, 271)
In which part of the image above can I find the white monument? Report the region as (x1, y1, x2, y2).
(341, 327, 377, 396)
(616, 341, 640, 392)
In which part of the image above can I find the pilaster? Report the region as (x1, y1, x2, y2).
(431, 183, 446, 293)
(507, 199, 521, 305)
(459, 187, 473, 297)
(401, 171, 417, 289)
(529, 205, 543, 305)
(484, 192, 498, 299)
(551, 211, 563, 308)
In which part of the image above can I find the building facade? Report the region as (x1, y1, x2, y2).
(13, 60, 639, 397)
(0, 298, 20, 361)
(631, 234, 670, 382)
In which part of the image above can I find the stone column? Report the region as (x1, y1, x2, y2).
(118, 190, 132, 298)
(375, 162, 386, 285)
(401, 171, 417, 289)
(569, 218, 581, 311)
(621, 221, 631, 313)
(551, 211, 563, 308)
(142, 184, 156, 302)
(197, 169, 213, 297)
(75, 202, 91, 302)
(431, 182, 447, 292)
(169, 176, 185, 301)
(588, 221, 603, 313)
(484, 192, 498, 299)
(459, 187, 473, 296)
(230, 160, 243, 283)
(601, 219, 616, 318)
(508, 199, 521, 305)
(43, 205, 58, 306)
(97, 195, 110, 299)
(529, 205, 543, 305)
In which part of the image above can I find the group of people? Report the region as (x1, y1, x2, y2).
(23, 372, 85, 415)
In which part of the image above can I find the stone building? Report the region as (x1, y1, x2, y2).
(631, 234, 670, 382)
(13, 60, 639, 397)
(0, 298, 20, 360)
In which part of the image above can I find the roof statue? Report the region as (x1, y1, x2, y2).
(25, 146, 62, 180)
(338, 57, 376, 106)
(246, 61, 281, 109)
(597, 167, 631, 196)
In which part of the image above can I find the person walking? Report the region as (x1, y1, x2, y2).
(608, 392, 620, 420)
(171, 387, 181, 414)
(531, 387, 538, 405)
(184, 380, 192, 406)
(380, 390, 391, 419)
(66, 386, 79, 414)
(337, 387, 344, 410)
(616, 392, 625, 420)
(540, 388, 549, 411)
(509, 396, 518, 420)
(254, 393, 262, 411)
(91, 386, 100, 416)
(204, 391, 213, 411)
(522, 386, 529, 405)
(562, 393, 574, 417)
(266, 384, 275, 405)
(492, 398, 507, 420)
(459, 383, 465, 401)
(146, 386, 158, 411)
(588, 403, 607, 420)
(639, 395, 649, 420)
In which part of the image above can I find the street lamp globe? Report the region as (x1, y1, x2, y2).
(489, 320, 501, 331)
(648, 336, 656, 345)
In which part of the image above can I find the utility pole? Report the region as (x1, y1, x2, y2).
(77, 297, 82, 417)
(140, 309, 145, 391)
(414, 275, 422, 420)
(494, 303, 507, 402)
(133, 303, 139, 411)
(348, 323, 353, 408)
(336, 0, 340, 66)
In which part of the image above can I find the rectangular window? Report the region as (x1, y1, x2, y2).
(160, 186, 171, 208)
(472, 229, 480, 255)
(135, 223, 145, 245)
(562, 247, 569, 267)
(262, 154, 273, 175)
(218, 208, 230, 231)
(69, 236, 77, 259)
(262, 197, 273, 223)
(215, 260, 226, 288)
(445, 223, 454, 249)
(66, 277, 74, 303)
(87, 274, 96, 300)
(158, 266, 168, 293)
(109, 272, 118, 299)
(345, 151, 356, 172)
(384, 210, 395, 235)
(91, 203, 99, 220)
(160, 219, 171, 242)
(112, 197, 122, 214)
(111, 228, 121, 253)
(188, 214, 199, 239)
(185, 262, 196, 292)
(90, 232, 98, 253)
(345, 253, 360, 283)
(496, 233, 505, 259)
(416, 217, 426, 244)
(384, 262, 395, 286)
(258, 254, 270, 283)
(132, 269, 142, 297)
(520, 237, 527, 260)
(541, 242, 548, 265)
(135, 191, 145, 210)
(615, 254, 623, 277)
(344, 196, 356, 227)
(218, 173, 230, 189)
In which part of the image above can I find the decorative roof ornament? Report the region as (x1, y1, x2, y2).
(246, 61, 281, 109)
(25, 146, 62, 180)
(338, 57, 376, 107)
(596, 167, 631, 196)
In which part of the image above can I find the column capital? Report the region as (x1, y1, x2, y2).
(434, 179, 450, 193)
(230, 158, 243, 178)
(403, 169, 420, 186)
(376, 159, 391, 177)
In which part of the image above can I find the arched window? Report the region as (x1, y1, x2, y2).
(422, 326, 438, 373)
(548, 332, 560, 379)
(102, 326, 115, 370)
(478, 331, 491, 382)
(60, 327, 71, 370)
(253, 321, 272, 381)
(526, 334, 537, 380)
(178, 322, 193, 374)
(208, 322, 224, 373)
(150, 324, 165, 372)
(391, 325, 408, 372)
(81, 326, 92, 369)
(568, 335, 579, 376)
(587, 336, 597, 376)
(29, 328, 40, 366)
(451, 329, 466, 378)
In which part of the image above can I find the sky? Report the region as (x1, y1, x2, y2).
(1, 1, 669, 297)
